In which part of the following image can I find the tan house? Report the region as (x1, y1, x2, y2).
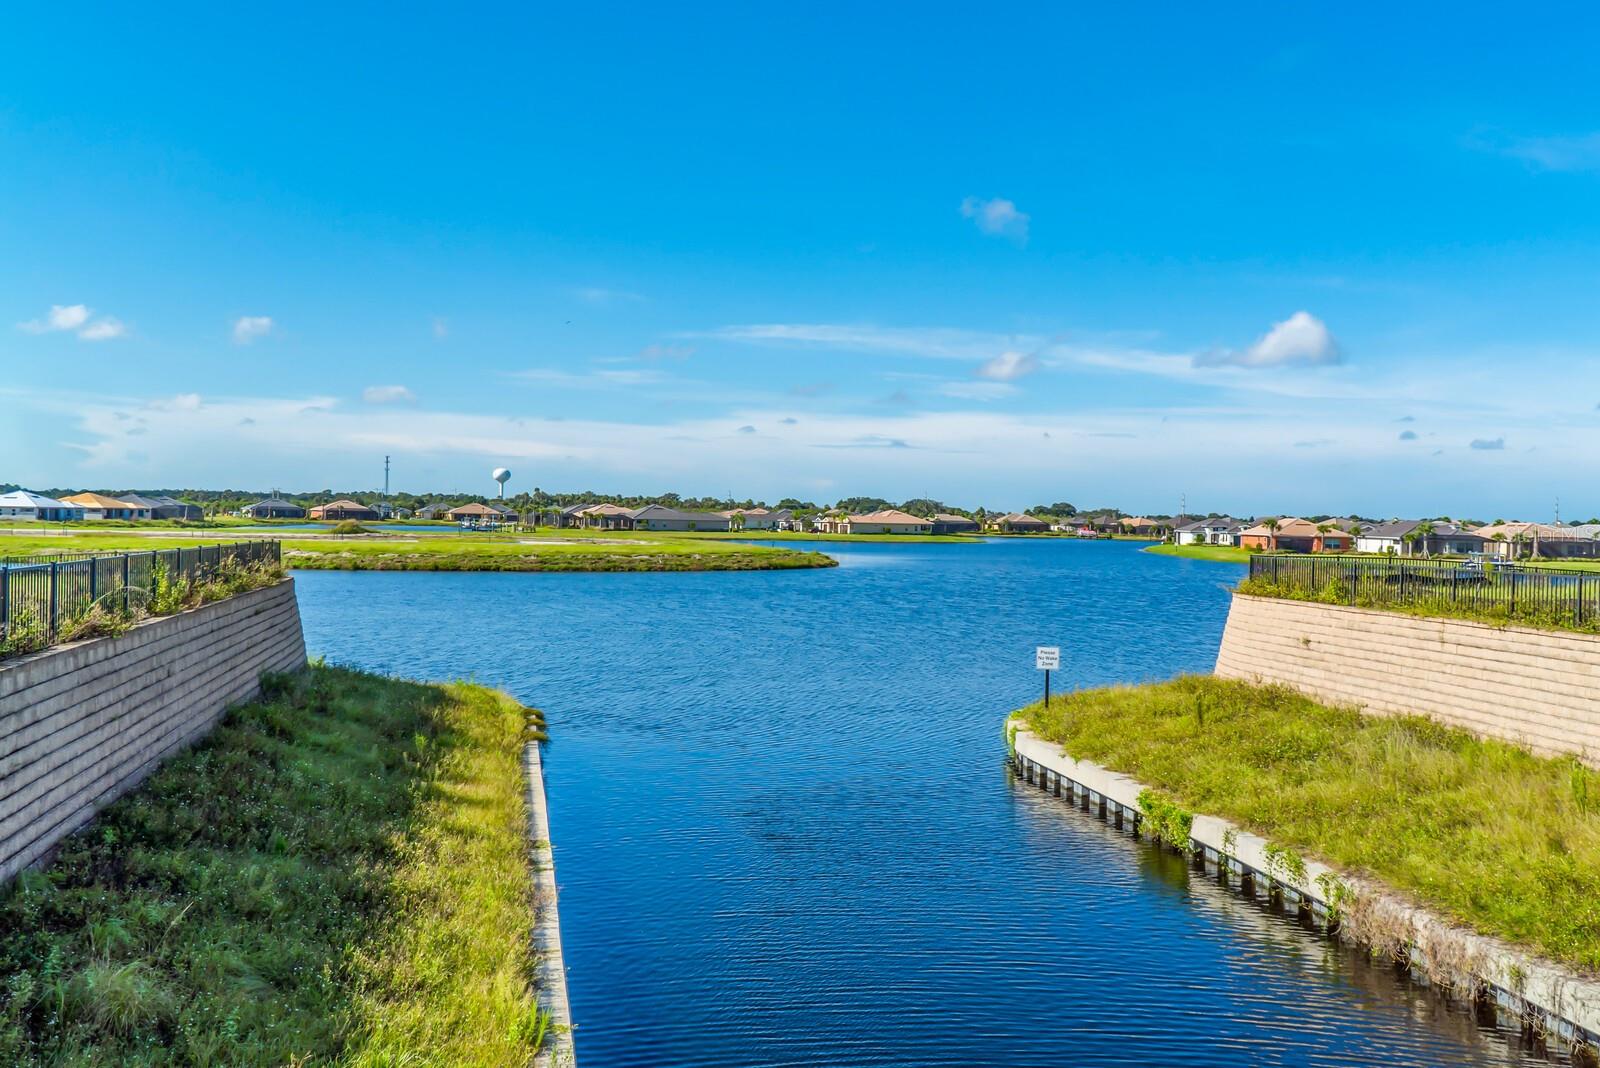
(309, 499, 380, 521)
(842, 509, 932, 535)
(61, 492, 152, 521)
(1119, 516, 1165, 537)
(719, 507, 780, 531)
(1473, 522, 1600, 559)
(986, 512, 1050, 533)
(445, 502, 505, 523)
(575, 503, 637, 530)
(1237, 517, 1352, 553)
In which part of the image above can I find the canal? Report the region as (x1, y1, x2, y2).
(296, 538, 1554, 1066)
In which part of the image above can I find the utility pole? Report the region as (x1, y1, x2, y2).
(384, 455, 391, 501)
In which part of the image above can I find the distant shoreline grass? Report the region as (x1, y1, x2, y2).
(1015, 675, 1600, 973)
(0, 664, 548, 1065)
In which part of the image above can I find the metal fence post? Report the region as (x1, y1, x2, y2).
(48, 560, 58, 641)
(1, 565, 8, 642)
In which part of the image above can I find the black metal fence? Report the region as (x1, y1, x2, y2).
(1247, 553, 1600, 626)
(1, 540, 281, 648)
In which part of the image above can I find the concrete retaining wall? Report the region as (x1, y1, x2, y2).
(1215, 594, 1600, 764)
(526, 741, 576, 1067)
(1010, 725, 1600, 1050)
(0, 579, 306, 883)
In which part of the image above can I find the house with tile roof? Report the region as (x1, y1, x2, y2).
(61, 492, 152, 521)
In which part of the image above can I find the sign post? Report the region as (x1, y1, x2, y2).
(1036, 645, 1060, 708)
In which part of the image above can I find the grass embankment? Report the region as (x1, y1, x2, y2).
(0, 664, 548, 1065)
(674, 530, 975, 544)
(1142, 543, 1253, 564)
(0, 532, 837, 573)
(1016, 675, 1600, 972)
(1237, 574, 1600, 636)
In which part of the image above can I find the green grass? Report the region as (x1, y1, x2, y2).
(0, 664, 548, 1066)
(1237, 574, 1600, 635)
(1142, 543, 1253, 563)
(0, 531, 838, 572)
(1015, 675, 1600, 971)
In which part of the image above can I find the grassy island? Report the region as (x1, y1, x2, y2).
(1142, 543, 1252, 564)
(1014, 675, 1600, 972)
(0, 531, 838, 573)
(0, 665, 551, 1065)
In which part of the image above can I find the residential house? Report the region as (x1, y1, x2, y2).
(930, 512, 979, 535)
(144, 495, 204, 521)
(987, 512, 1050, 534)
(1237, 517, 1353, 553)
(0, 490, 86, 522)
(843, 509, 932, 535)
(719, 507, 781, 531)
(766, 508, 800, 531)
(445, 502, 505, 524)
(61, 492, 152, 521)
(1173, 517, 1248, 546)
(810, 511, 849, 533)
(241, 497, 306, 519)
(1354, 520, 1486, 557)
(628, 505, 731, 532)
(1180, 517, 1249, 546)
(1473, 522, 1600, 560)
(309, 499, 380, 521)
(414, 503, 451, 520)
(1119, 516, 1167, 538)
(575, 503, 636, 530)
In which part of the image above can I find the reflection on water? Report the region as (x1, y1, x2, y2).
(296, 538, 1559, 1067)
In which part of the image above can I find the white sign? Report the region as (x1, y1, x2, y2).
(1035, 646, 1060, 671)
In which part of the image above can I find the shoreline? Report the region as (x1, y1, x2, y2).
(1007, 724, 1600, 1053)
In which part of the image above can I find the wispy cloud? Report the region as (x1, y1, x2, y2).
(941, 380, 1017, 401)
(975, 350, 1039, 381)
(512, 367, 667, 388)
(960, 196, 1030, 244)
(638, 343, 694, 361)
(1399, 430, 1418, 441)
(363, 384, 416, 404)
(18, 303, 126, 341)
(232, 316, 274, 344)
(432, 316, 449, 339)
(709, 323, 1029, 361)
(1479, 129, 1600, 173)
(1470, 437, 1505, 450)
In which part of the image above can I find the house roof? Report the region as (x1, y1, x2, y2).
(447, 502, 501, 517)
(1361, 520, 1483, 540)
(0, 490, 76, 509)
(932, 512, 977, 523)
(1473, 521, 1588, 541)
(317, 498, 372, 511)
(993, 512, 1047, 524)
(62, 492, 141, 510)
(850, 509, 928, 524)
(629, 505, 728, 522)
(1239, 517, 1351, 538)
(116, 493, 165, 509)
(248, 497, 300, 509)
(577, 503, 633, 516)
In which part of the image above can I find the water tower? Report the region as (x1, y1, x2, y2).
(492, 467, 511, 499)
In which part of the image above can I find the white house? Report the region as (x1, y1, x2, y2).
(1356, 520, 1487, 557)
(1174, 517, 1247, 546)
(0, 490, 87, 522)
(843, 509, 933, 535)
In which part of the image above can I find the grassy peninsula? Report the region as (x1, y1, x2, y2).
(0, 531, 837, 573)
(1015, 675, 1600, 972)
(1142, 543, 1253, 564)
(0, 664, 550, 1065)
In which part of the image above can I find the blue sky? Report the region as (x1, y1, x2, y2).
(5, 4, 1600, 516)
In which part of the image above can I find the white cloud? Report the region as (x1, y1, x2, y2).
(147, 392, 203, 411)
(18, 304, 126, 340)
(78, 318, 127, 341)
(432, 316, 449, 339)
(975, 350, 1039, 381)
(1470, 437, 1505, 450)
(232, 316, 274, 344)
(511, 367, 667, 388)
(960, 197, 1030, 243)
(710, 323, 1029, 361)
(363, 384, 416, 404)
(1202, 311, 1341, 368)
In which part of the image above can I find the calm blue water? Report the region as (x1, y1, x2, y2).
(296, 539, 1551, 1067)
